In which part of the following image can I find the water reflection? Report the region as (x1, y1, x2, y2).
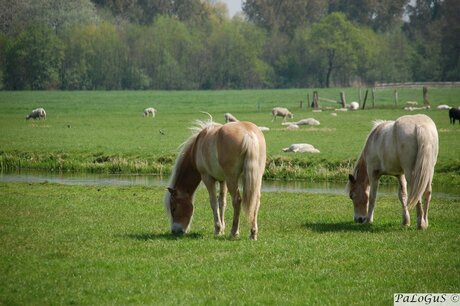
(0, 170, 458, 198)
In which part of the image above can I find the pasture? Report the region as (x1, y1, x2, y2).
(0, 89, 459, 183)
(0, 183, 459, 305)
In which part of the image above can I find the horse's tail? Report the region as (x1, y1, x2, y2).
(241, 132, 265, 225)
(407, 124, 438, 209)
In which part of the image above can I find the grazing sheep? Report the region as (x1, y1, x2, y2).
(26, 108, 46, 120)
(349, 101, 359, 110)
(449, 107, 460, 124)
(144, 107, 157, 117)
(271, 107, 293, 122)
(282, 118, 320, 126)
(335, 108, 348, 112)
(404, 106, 430, 111)
(283, 143, 320, 153)
(224, 113, 239, 123)
(331, 113, 338, 117)
(406, 101, 418, 106)
(437, 104, 451, 110)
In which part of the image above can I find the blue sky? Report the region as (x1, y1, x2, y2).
(220, 0, 243, 17)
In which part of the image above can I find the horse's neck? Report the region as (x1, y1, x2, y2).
(173, 148, 202, 196)
(355, 154, 369, 186)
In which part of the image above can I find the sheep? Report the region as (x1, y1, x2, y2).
(437, 104, 451, 110)
(282, 143, 320, 153)
(449, 107, 460, 124)
(26, 108, 46, 120)
(335, 108, 348, 112)
(258, 126, 270, 132)
(282, 118, 320, 126)
(144, 107, 157, 117)
(406, 101, 418, 106)
(271, 107, 293, 122)
(224, 113, 239, 123)
(286, 124, 299, 130)
(349, 101, 359, 110)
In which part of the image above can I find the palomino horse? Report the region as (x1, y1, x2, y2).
(164, 120, 266, 240)
(347, 114, 438, 229)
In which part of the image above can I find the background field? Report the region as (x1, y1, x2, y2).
(0, 183, 459, 305)
(0, 88, 459, 183)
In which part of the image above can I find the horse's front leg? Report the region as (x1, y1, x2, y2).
(365, 176, 379, 224)
(218, 181, 227, 234)
(202, 176, 224, 236)
(398, 175, 410, 226)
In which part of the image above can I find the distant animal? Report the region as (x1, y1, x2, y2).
(258, 126, 270, 132)
(283, 143, 320, 153)
(286, 124, 299, 130)
(224, 113, 238, 123)
(449, 107, 460, 124)
(144, 107, 157, 117)
(349, 101, 359, 110)
(165, 120, 266, 240)
(404, 106, 430, 111)
(271, 107, 293, 122)
(347, 114, 438, 229)
(406, 101, 418, 106)
(283, 118, 320, 126)
(335, 108, 348, 112)
(26, 108, 46, 120)
(437, 104, 450, 110)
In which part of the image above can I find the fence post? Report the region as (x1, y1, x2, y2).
(423, 86, 430, 107)
(312, 91, 319, 109)
(371, 88, 375, 108)
(394, 89, 398, 107)
(340, 91, 347, 108)
(362, 89, 369, 109)
(307, 93, 310, 108)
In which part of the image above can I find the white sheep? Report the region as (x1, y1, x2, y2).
(26, 108, 46, 120)
(282, 143, 320, 153)
(406, 101, 418, 106)
(258, 126, 270, 132)
(437, 104, 451, 110)
(349, 101, 359, 110)
(286, 124, 299, 130)
(283, 118, 320, 126)
(144, 107, 157, 117)
(271, 107, 293, 122)
(224, 113, 239, 123)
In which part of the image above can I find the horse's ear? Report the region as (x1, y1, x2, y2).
(167, 187, 177, 196)
(348, 174, 356, 183)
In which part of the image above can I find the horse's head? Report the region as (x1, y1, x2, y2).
(165, 187, 194, 235)
(347, 174, 369, 223)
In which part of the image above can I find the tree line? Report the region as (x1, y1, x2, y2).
(0, 0, 458, 90)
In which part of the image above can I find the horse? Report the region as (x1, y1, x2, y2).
(347, 114, 438, 229)
(164, 120, 266, 240)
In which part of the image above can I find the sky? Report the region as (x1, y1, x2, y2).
(220, 0, 243, 17)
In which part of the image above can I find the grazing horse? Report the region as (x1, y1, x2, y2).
(347, 114, 438, 229)
(164, 120, 266, 240)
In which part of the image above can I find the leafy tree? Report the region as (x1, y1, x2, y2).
(4, 25, 63, 89)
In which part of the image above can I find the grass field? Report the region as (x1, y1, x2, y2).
(0, 88, 459, 184)
(0, 183, 459, 305)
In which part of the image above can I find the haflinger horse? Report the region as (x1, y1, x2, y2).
(164, 120, 266, 240)
(347, 114, 438, 229)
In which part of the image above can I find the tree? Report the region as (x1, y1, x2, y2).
(307, 13, 364, 87)
(4, 25, 63, 89)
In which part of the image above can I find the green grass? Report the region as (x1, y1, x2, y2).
(0, 182, 459, 305)
(0, 89, 459, 184)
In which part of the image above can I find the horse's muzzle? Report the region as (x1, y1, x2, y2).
(171, 223, 185, 235)
(354, 216, 365, 223)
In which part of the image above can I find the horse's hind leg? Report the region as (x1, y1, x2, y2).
(218, 182, 227, 233)
(417, 188, 432, 230)
(398, 175, 410, 226)
(227, 180, 241, 238)
(202, 176, 224, 236)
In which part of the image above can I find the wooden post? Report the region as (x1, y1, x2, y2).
(371, 88, 375, 108)
(362, 89, 369, 109)
(299, 100, 303, 109)
(312, 91, 319, 109)
(394, 89, 398, 107)
(307, 93, 310, 108)
(340, 91, 347, 108)
(359, 88, 362, 104)
(423, 86, 430, 107)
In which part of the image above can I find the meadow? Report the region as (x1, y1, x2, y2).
(0, 88, 459, 184)
(0, 183, 459, 305)
(0, 89, 459, 304)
